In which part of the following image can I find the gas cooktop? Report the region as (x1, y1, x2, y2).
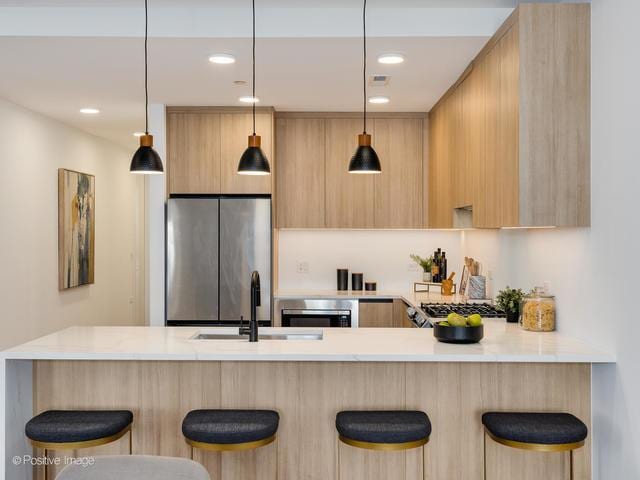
(420, 302, 505, 319)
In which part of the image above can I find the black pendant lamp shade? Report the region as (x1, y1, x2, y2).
(130, 0, 164, 174)
(238, 134, 271, 175)
(349, 0, 381, 174)
(237, 0, 271, 175)
(349, 133, 381, 173)
(130, 134, 163, 174)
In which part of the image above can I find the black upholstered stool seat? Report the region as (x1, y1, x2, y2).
(336, 410, 431, 445)
(182, 409, 279, 446)
(482, 412, 588, 446)
(25, 410, 134, 445)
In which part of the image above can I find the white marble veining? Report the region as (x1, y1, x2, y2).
(1, 322, 614, 363)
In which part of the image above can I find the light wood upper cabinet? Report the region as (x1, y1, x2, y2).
(167, 112, 221, 194)
(276, 118, 326, 228)
(324, 118, 376, 229)
(220, 112, 274, 194)
(373, 118, 423, 228)
(167, 107, 274, 196)
(428, 4, 590, 228)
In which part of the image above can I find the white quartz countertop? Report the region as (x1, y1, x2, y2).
(1, 322, 614, 363)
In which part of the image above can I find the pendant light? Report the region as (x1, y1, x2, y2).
(130, 0, 164, 174)
(238, 0, 271, 175)
(348, 0, 381, 174)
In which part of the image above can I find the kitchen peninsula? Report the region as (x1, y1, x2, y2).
(2, 325, 613, 480)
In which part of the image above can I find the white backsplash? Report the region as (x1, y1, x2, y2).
(277, 230, 463, 292)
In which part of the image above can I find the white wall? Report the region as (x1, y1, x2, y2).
(278, 230, 462, 292)
(0, 97, 145, 350)
(459, 1, 640, 476)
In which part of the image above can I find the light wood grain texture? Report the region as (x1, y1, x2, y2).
(358, 301, 395, 328)
(392, 298, 414, 328)
(325, 118, 375, 228)
(373, 118, 424, 228)
(34, 361, 591, 480)
(428, 101, 454, 228)
(167, 112, 221, 194)
(518, 4, 590, 227)
(428, 3, 590, 228)
(275, 118, 326, 228)
(220, 112, 274, 194)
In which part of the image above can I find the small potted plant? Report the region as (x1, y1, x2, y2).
(410, 254, 434, 282)
(495, 286, 525, 323)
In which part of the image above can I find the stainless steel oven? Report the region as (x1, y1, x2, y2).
(275, 299, 358, 328)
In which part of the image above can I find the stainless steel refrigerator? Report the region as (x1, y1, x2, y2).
(166, 196, 272, 326)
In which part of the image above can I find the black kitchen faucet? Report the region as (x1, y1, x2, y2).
(240, 271, 261, 342)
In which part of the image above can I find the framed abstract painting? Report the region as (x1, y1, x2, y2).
(58, 168, 95, 290)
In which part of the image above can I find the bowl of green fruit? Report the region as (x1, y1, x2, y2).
(433, 313, 484, 344)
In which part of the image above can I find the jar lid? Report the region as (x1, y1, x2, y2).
(524, 286, 555, 299)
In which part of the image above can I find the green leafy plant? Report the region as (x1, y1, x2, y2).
(495, 287, 524, 313)
(410, 254, 433, 272)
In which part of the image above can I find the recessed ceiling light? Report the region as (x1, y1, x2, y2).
(133, 132, 145, 137)
(369, 96, 390, 104)
(234, 80, 247, 86)
(79, 108, 100, 114)
(209, 54, 236, 64)
(377, 54, 405, 65)
(239, 96, 260, 104)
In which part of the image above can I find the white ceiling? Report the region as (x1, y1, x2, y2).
(0, 1, 521, 148)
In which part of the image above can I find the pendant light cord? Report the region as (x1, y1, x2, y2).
(252, 0, 256, 136)
(144, 0, 149, 135)
(362, 0, 367, 134)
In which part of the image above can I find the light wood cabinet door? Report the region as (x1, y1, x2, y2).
(373, 118, 423, 228)
(220, 112, 274, 194)
(167, 112, 221, 194)
(276, 118, 326, 228)
(325, 118, 375, 229)
(392, 299, 414, 328)
(359, 300, 394, 328)
(428, 104, 454, 228)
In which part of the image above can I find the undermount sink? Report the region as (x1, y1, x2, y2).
(192, 330, 323, 341)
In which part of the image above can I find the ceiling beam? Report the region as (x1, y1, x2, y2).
(0, 7, 512, 38)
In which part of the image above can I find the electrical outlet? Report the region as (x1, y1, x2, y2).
(407, 263, 419, 272)
(487, 270, 493, 280)
(543, 281, 550, 294)
(296, 261, 309, 274)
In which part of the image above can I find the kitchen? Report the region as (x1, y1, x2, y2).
(0, 1, 637, 480)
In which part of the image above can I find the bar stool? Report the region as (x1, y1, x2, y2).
(335, 410, 431, 479)
(482, 412, 588, 480)
(182, 409, 280, 474)
(25, 410, 134, 480)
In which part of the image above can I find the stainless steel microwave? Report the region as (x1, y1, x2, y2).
(274, 299, 358, 328)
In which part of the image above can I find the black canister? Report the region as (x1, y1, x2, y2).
(337, 269, 349, 291)
(352, 273, 364, 291)
(365, 282, 377, 292)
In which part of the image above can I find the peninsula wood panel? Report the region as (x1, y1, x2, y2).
(33, 361, 592, 480)
(392, 298, 414, 328)
(167, 112, 221, 194)
(325, 118, 375, 228)
(220, 112, 274, 194)
(275, 117, 326, 228)
(358, 300, 394, 328)
(373, 118, 424, 228)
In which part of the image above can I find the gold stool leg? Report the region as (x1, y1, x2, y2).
(336, 437, 341, 480)
(569, 449, 574, 480)
(275, 436, 279, 480)
(129, 428, 133, 455)
(422, 444, 426, 480)
(191, 445, 195, 461)
(483, 430, 487, 480)
(43, 448, 47, 480)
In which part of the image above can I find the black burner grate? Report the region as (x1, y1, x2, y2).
(420, 303, 504, 319)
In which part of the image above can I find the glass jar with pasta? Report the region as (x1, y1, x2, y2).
(520, 287, 556, 332)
